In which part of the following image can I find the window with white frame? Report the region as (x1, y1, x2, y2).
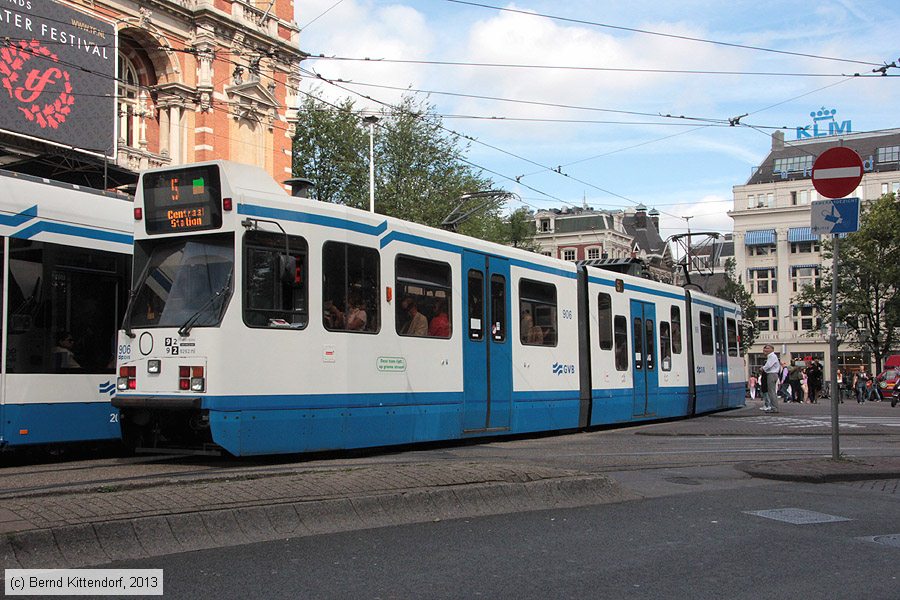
(792, 266, 820, 292)
(587, 247, 600, 260)
(877, 146, 900, 163)
(773, 155, 813, 174)
(790, 241, 820, 253)
(748, 244, 776, 256)
(790, 190, 809, 205)
(539, 219, 551, 232)
(562, 249, 576, 261)
(117, 53, 145, 149)
(749, 268, 777, 294)
(756, 307, 778, 331)
(792, 305, 821, 331)
(766, 193, 775, 207)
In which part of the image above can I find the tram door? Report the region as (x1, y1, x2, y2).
(462, 251, 511, 432)
(714, 307, 729, 408)
(630, 300, 658, 417)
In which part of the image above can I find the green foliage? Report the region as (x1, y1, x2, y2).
(505, 207, 541, 251)
(793, 193, 900, 371)
(716, 257, 758, 354)
(292, 92, 368, 207)
(292, 92, 523, 247)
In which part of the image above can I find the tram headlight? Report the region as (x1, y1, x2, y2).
(190, 377, 206, 392)
(147, 359, 161, 374)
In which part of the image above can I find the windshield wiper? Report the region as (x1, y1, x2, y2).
(122, 288, 139, 339)
(177, 270, 233, 337)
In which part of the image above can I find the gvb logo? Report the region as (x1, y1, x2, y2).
(98, 381, 116, 397)
(553, 363, 576, 376)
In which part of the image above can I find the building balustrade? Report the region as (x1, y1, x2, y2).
(117, 145, 170, 173)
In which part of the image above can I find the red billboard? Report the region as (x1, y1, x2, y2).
(0, 0, 116, 155)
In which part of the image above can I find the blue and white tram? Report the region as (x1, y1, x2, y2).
(113, 160, 744, 456)
(0, 169, 132, 448)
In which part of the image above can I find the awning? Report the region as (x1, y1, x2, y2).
(744, 229, 776, 245)
(791, 264, 820, 271)
(788, 227, 819, 242)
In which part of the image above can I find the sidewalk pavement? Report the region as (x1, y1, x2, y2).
(1, 404, 898, 571)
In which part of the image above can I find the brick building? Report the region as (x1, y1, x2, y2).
(0, 0, 304, 188)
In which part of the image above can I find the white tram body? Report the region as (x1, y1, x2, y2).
(114, 161, 744, 455)
(0, 170, 132, 447)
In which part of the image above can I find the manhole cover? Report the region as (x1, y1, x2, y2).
(745, 508, 852, 525)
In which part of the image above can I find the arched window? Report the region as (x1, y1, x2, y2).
(117, 53, 146, 149)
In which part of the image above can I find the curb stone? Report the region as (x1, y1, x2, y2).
(0, 475, 633, 570)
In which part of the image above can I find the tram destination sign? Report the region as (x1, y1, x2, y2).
(142, 165, 224, 234)
(0, 0, 116, 155)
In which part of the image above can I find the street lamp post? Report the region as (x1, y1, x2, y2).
(362, 115, 379, 213)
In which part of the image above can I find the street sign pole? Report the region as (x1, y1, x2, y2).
(830, 235, 840, 460)
(810, 146, 863, 462)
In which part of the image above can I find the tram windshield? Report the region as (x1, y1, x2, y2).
(127, 237, 234, 330)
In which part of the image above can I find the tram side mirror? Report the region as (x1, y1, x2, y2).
(279, 254, 300, 287)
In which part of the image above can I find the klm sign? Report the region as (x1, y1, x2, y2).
(796, 108, 851, 140)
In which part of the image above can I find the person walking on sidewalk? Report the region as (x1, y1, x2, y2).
(762, 344, 781, 413)
(788, 360, 803, 403)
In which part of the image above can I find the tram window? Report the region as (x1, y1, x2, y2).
(699, 311, 713, 355)
(613, 315, 628, 371)
(660, 322, 672, 371)
(671, 306, 682, 354)
(715, 314, 725, 354)
(491, 274, 506, 342)
(244, 231, 309, 329)
(395, 255, 451, 338)
(467, 270, 484, 341)
(519, 279, 557, 347)
(727, 317, 739, 357)
(645, 319, 655, 371)
(597, 292, 612, 350)
(6, 239, 129, 374)
(323, 242, 380, 334)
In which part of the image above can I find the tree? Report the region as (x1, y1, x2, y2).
(716, 257, 758, 355)
(292, 92, 369, 207)
(793, 194, 900, 372)
(374, 95, 498, 234)
(502, 207, 541, 252)
(292, 92, 507, 242)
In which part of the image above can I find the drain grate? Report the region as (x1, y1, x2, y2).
(861, 534, 900, 548)
(745, 508, 852, 525)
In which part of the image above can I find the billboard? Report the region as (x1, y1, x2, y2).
(0, 0, 116, 155)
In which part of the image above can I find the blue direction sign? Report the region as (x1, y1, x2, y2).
(810, 197, 860, 235)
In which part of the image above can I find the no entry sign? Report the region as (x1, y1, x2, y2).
(811, 147, 863, 199)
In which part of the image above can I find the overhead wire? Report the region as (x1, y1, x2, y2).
(442, 0, 889, 69)
(308, 55, 891, 78)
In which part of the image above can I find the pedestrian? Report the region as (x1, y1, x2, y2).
(779, 361, 791, 401)
(836, 368, 845, 403)
(854, 366, 869, 403)
(807, 360, 823, 404)
(761, 344, 781, 413)
(748, 373, 758, 400)
(788, 360, 803, 403)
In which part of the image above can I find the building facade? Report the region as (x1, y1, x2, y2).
(532, 205, 672, 280)
(730, 128, 900, 375)
(0, 0, 304, 188)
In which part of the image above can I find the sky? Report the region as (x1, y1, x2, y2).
(292, 0, 900, 239)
